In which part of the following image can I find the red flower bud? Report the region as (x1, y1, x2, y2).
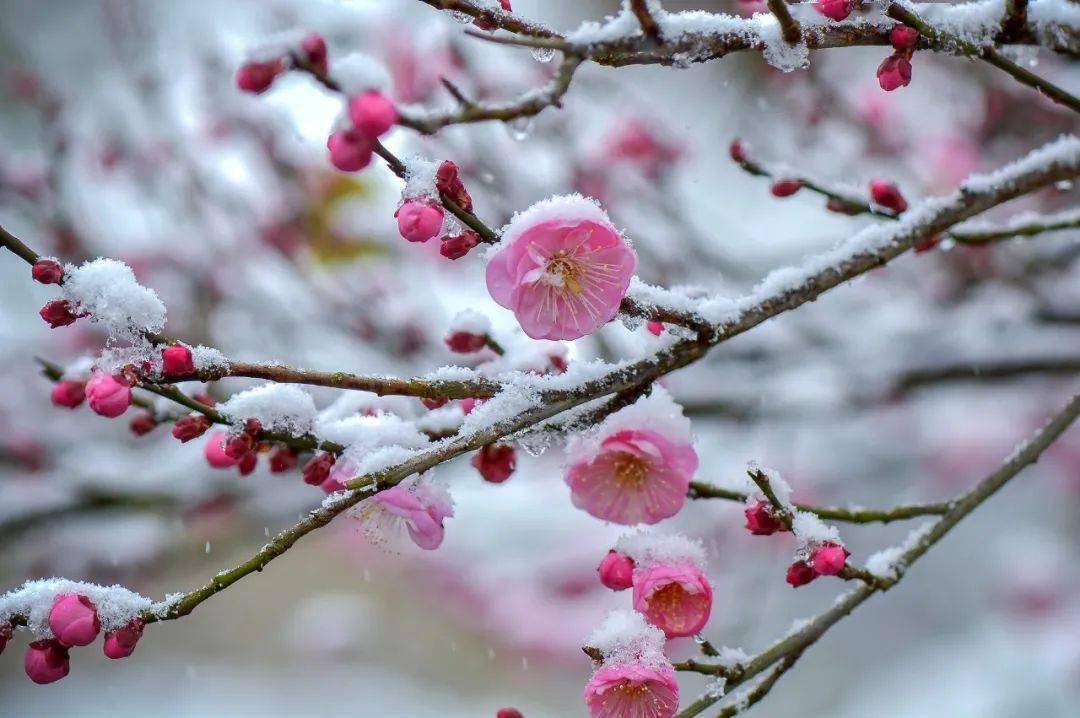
(548, 354, 568, 374)
(236, 59, 284, 94)
(809, 541, 850, 576)
(223, 432, 255, 460)
(440, 231, 481, 260)
(435, 160, 473, 212)
(471, 443, 516, 483)
(445, 330, 488, 353)
(302, 451, 336, 485)
(50, 380, 86, 409)
(39, 299, 80, 328)
(172, 414, 212, 442)
(495, 709, 524, 718)
(161, 343, 195, 377)
(597, 550, 635, 591)
(300, 32, 328, 76)
(31, 258, 64, 284)
(268, 446, 299, 473)
(103, 618, 144, 659)
(869, 179, 908, 214)
(238, 451, 258, 476)
(128, 411, 158, 436)
(744, 500, 787, 536)
(812, 0, 855, 21)
(421, 396, 449, 410)
(770, 179, 804, 197)
(889, 25, 919, 51)
(877, 52, 912, 92)
(728, 138, 749, 164)
(914, 235, 941, 253)
(786, 560, 818, 588)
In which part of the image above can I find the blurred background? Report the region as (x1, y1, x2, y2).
(1, 1, 1078, 715)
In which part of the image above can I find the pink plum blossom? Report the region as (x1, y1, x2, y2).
(103, 619, 144, 659)
(204, 431, 238, 468)
(24, 639, 70, 684)
(358, 481, 454, 550)
(161, 343, 195, 376)
(631, 562, 713, 637)
(583, 662, 679, 718)
(86, 371, 132, 418)
(877, 53, 912, 91)
(597, 551, 635, 591)
(327, 129, 373, 172)
(812, 0, 855, 21)
(49, 594, 100, 647)
(810, 541, 850, 576)
(565, 429, 697, 525)
(395, 199, 444, 243)
(486, 215, 636, 341)
(347, 91, 397, 139)
(51, 380, 86, 408)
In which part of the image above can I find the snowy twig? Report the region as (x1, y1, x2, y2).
(675, 391, 1080, 716)
(629, 0, 663, 43)
(767, 0, 803, 45)
(417, 0, 560, 38)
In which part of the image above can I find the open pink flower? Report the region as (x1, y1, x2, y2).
(632, 562, 713, 637)
(486, 212, 636, 341)
(358, 482, 454, 550)
(566, 429, 697, 525)
(584, 662, 679, 718)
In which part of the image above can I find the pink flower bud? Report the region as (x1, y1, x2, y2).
(812, 0, 855, 21)
(204, 430, 238, 468)
(890, 25, 919, 51)
(435, 160, 473, 212)
(445, 330, 488, 353)
(474, 0, 512, 31)
(268, 446, 299, 473)
(31, 258, 64, 284)
(877, 53, 912, 92)
(161, 343, 195, 377)
(770, 179, 804, 197)
(0, 622, 12, 655)
(49, 594, 100, 647)
(810, 541, 850, 576)
(128, 411, 158, 436)
(421, 397, 449, 410)
(786, 560, 817, 587)
(471, 443, 516, 483)
(39, 299, 80, 328)
(238, 451, 258, 476)
(103, 618, 143, 659)
(395, 199, 444, 243)
(495, 709, 523, 718)
(86, 372, 132, 418)
(646, 320, 664, 336)
(24, 639, 69, 684)
(728, 138, 749, 164)
(51, 380, 86, 409)
(235, 59, 284, 94)
(302, 452, 336, 486)
(300, 32, 328, 76)
(597, 550, 634, 591)
(172, 414, 212, 442)
(347, 91, 397, 139)
(327, 129, 373, 172)
(223, 432, 255, 460)
(869, 179, 908, 214)
(460, 397, 482, 415)
(440, 231, 481, 260)
(744, 500, 786, 536)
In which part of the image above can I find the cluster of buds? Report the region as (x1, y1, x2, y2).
(32, 258, 85, 329)
(204, 419, 265, 476)
(878, 25, 919, 92)
(434, 161, 481, 259)
(8, 594, 144, 684)
(327, 90, 398, 172)
(786, 542, 851, 587)
(235, 31, 326, 94)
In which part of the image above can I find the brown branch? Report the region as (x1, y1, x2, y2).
(999, 0, 1030, 43)
(630, 0, 663, 43)
(767, 0, 802, 45)
(417, 0, 560, 39)
(889, 357, 1080, 397)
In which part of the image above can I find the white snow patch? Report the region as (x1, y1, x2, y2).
(585, 609, 668, 667)
(62, 258, 166, 340)
(616, 528, 707, 569)
(218, 383, 317, 436)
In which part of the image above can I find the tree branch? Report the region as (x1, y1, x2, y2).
(767, 0, 802, 45)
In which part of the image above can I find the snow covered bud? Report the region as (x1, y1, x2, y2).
(810, 541, 850, 576)
(302, 451, 336, 486)
(268, 446, 299, 473)
(300, 32, 328, 76)
(204, 430, 238, 468)
(395, 199, 444, 243)
(728, 138, 749, 164)
(39, 299, 80, 328)
(584, 663, 679, 718)
(103, 618, 143, 659)
(632, 562, 713, 637)
(889, 25, 920, 51)
(0, 621, 12, 655)
(161, 343, 195, 377)
(358, 481, 455, 550)
(128, 411, 158, 436)
(877, 53, 912, 92)
(597, 551, 634, 591)
(434, 160, 473, 212)
(495, 709, 523, 718)
(236, 59, 284, 94)
(50, 380, 86, 409)
(869, 179, 908, 214)
(440, 231, 481, 260)
(471, 443, 516, 483)
(31, 258, 64, 284)
(172, 414, 212, 443)
(786, 560, 817, 587)
(49, 594, 100, 647)
(744, 500, 787, 536)
(347, 91, 397, 140)
(486, 199, 636, 341)
(812, 0, 855, 21)
(646, 320, 664, 336)
(445, 330, 488, 353)
(561, 397, 695, 520)
(327, 129, 373, 172)
(86, 372, 132, 418)
(24, 640, 69, 684)
(474, 0, 512, 31)
(770, 179, 804, 197)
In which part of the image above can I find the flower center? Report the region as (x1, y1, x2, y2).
(611, 452, 650, 488)
(544, 250, 583, 294)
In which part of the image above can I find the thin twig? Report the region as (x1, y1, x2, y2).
(767, 0, 802, 45)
